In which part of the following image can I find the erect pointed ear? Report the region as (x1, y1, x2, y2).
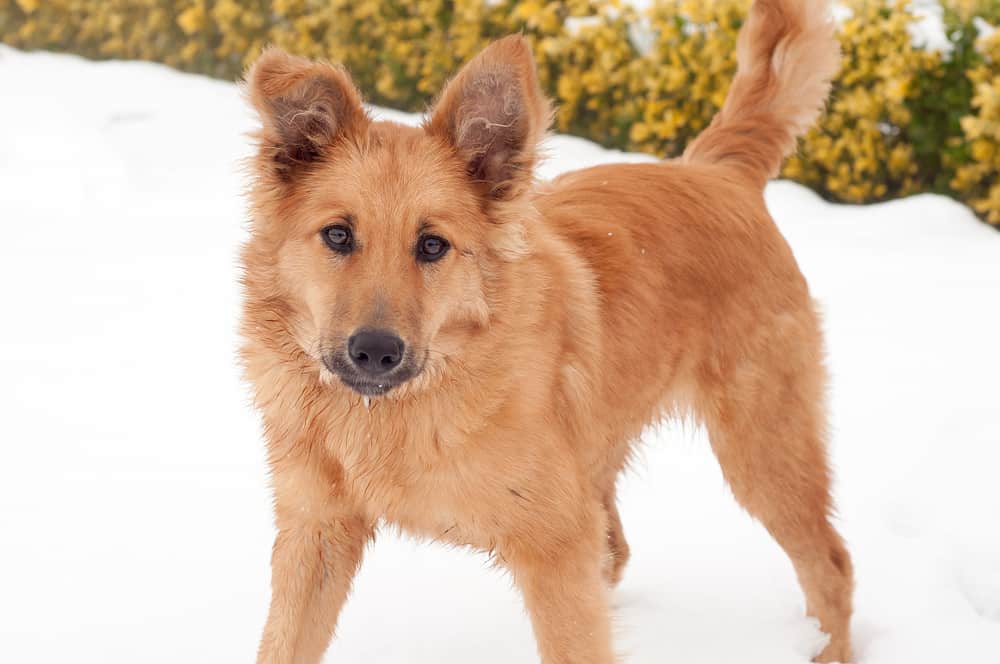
(426, 35, 551, 200)
(245, 47, 368, 180)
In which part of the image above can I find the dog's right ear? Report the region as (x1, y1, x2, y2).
(246, 48, 367, 180)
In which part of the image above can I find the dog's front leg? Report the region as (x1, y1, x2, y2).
(505, 512, 615, 664)
(257, 462, 372, 664)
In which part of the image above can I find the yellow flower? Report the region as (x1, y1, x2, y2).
(971, 138, 995, 164)
(630, 123, 651, 143)
(177, 5, 206, 36)
(15, 0, 39, 13)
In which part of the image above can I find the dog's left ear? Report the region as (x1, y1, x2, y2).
(426, 35, 551, 200)
(246, 47, 368, 180)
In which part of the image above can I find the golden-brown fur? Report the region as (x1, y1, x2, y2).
(241, 1, 853, 662)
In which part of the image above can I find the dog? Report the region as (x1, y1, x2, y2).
(240, 0, 853, 661)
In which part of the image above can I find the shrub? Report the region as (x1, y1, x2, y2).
(952, 27, 1000, 223)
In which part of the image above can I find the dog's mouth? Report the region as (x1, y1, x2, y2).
(336, 374, 404, 396)
(321, 353, 424, 397)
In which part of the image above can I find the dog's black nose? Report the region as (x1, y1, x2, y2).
(347, 329, 404, 375)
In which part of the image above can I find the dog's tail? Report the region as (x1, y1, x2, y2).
(680, 0, 839, 188)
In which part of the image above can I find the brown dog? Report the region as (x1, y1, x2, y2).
(240, 0, 853, 661)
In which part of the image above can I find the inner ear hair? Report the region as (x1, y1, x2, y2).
(268, 76, 344, 172)
(426, 35, 551, 201)
(456, 71, 530, 193)
(246, 48, 367, 179)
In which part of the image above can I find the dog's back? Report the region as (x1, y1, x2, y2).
(537, 161, 803, 423)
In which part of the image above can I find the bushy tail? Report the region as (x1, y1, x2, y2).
(681, 0, 839, 187)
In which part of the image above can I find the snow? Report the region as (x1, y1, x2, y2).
(974, 16, 997, 40)
(1, 46, 998, 663)
(907, 1, 951, 54)
(564, 15, 605, 37)
(581, 2, 961, 59)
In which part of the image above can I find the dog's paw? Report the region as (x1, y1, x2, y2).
(812, 638, 853, 663)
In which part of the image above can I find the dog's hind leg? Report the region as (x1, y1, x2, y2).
(603, 487, 630, 587)
(594, 440, 632, 587)
(699, 324, 854, 663)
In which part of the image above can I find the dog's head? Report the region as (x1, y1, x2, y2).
(244, 37, 550, 397)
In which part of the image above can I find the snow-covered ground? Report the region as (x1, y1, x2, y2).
(1, 46, 998, 663)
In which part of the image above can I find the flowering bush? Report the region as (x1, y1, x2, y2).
(1, 0, 998, 225)
(785, 1, 937, 202)
(952, 27, 1000, 223)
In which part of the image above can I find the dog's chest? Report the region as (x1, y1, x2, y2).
(328, 410, 502, 548)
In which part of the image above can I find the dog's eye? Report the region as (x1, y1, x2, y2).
(417, 235, 449, 262)
(322, 224, 354, 253)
